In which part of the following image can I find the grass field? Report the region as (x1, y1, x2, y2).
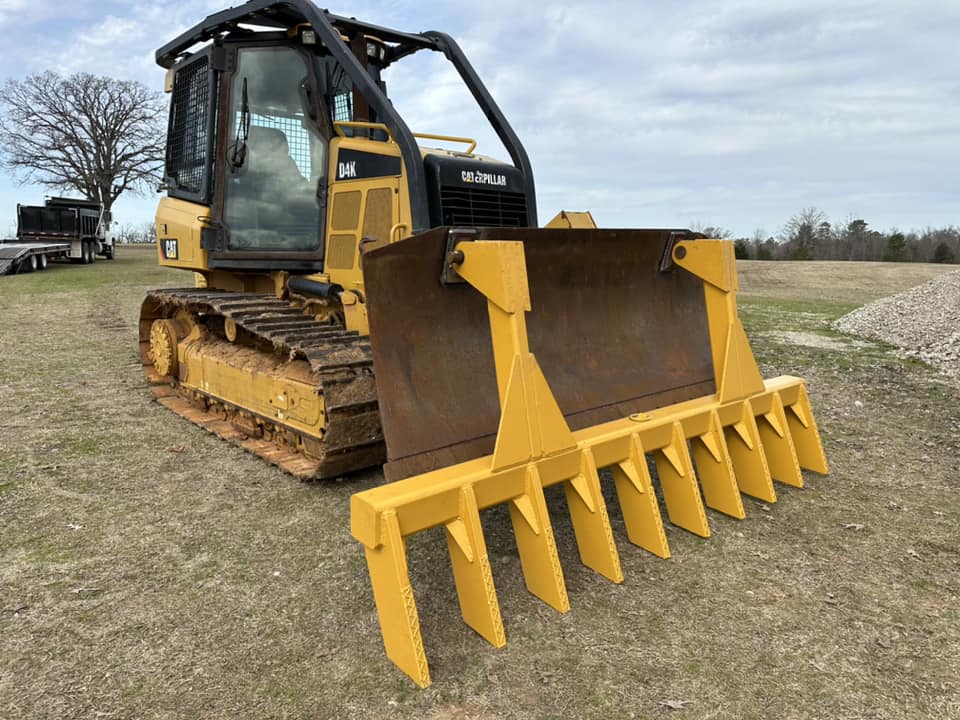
(1, 248, 958, 719)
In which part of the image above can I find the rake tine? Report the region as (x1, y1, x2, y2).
(508, 465, 570, 612)
(724, 400, 777, 502)
(653, 421, 710, 537)
(783, 383, 830, 474)
(363, 509, 431, 688)
(754, 392, 803, 488)
(692, 409, 746, 519)
(610, 434, 670, 558)
(563, 448, 623, 582)
(444, 485, 506, 648)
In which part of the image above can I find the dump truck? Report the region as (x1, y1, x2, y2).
(16, 196, 114, 264)
(142, 0, 829, 687)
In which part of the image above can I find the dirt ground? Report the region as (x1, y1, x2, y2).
(1, 248, 958, 719)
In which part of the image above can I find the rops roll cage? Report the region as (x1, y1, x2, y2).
(156, 0, 538, 233)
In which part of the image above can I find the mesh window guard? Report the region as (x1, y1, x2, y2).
(243, 112, 312, 178)
(166, 56, 210, 195)
(332, 92, 353, 123)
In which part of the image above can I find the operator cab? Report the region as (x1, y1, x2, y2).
(165, 29, 390, 270)
(158, 2, 537, 274)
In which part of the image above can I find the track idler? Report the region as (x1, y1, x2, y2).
(351, 230, 829, 686)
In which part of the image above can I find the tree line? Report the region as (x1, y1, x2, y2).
(114, 221, 157, 244)
(720, 208, 958, 264)
(1, 72, 956, 264)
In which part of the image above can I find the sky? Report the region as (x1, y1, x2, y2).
(0, 0, 957, 238)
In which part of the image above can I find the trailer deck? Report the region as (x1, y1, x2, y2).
(0, 241, 71, 275)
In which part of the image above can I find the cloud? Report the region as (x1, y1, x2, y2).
(0, 0, 958, 234)
(0, 0, 90, 26)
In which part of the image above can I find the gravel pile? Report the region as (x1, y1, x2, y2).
(832, 269, 960, 377)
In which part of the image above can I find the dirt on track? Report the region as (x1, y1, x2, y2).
(1, 249, 958, 720)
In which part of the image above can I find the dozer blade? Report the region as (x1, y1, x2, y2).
(352, 228, 829, 687)
(364, 228, 717, 482)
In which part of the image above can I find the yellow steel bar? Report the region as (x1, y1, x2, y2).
(752, 392, 804, 488)
(544, 210, 598, 229)
(444, 485, 506, 648)
(671, 240, 823, 491)
(412, 132, 478, 154)
(608, 434, 670, 558)
(490, 351, 576, 471)
(722, 400, 777, 502)
(672, 240, 765, 404)
(691, 409, 746, 519)
(490, 353, 538, 469)
(454, 241, 576, 471)
(653, 421, 710, 537)
(562, 448, 623, 583)
(525, 353, 579, 457)
(776, 381, 830, 474)
(487, 298, 530, 406)
(363, 510, 431, 687)
(352, 379, 819, 550)
(508, 465, 570, 612)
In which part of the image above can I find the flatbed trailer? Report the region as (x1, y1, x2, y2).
(0, 241, 71, 276)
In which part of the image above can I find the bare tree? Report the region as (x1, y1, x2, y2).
(781, 207, 829, 260)
(689, 221, 732, 239)
(0, 72, 165, 223)
(116, 220, 157, 244)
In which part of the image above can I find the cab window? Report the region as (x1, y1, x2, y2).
(224, 46, 326, 252)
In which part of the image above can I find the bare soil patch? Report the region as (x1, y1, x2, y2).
(761, 330, 872, 351)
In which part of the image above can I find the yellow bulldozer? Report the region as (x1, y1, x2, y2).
(142, 0, 829, 687)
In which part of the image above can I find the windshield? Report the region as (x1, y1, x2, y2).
(224, 46, 325, 252)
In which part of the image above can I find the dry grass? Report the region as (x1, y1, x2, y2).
(1, 248, 958, 719)
(737, 259, 955, 304)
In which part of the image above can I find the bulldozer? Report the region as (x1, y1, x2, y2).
(142, 0, 829, 688)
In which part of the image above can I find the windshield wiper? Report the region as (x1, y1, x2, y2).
(229, 77, 251, 171)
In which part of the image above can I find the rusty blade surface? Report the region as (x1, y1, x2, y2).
(363, 228, 715, 481)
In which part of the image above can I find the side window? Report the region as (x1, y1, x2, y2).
(166, 55, 214, 200)
(322, 59, 387, 141)
(331, 89, 353, 123)
(325, 60, 355, 127)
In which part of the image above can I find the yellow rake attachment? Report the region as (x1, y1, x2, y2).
(352, 229, 828, 687)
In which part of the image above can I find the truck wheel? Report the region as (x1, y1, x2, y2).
(25, 254, 37, 272)
(105, 244, 115, 260)
(38, 254, 48, 270)
(89, 242, 97, 263)
(82, 242, 92, 264)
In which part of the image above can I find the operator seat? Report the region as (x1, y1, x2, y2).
(226, 126, 319, 251)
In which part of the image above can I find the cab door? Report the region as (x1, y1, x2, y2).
(209, 43, 329, 272)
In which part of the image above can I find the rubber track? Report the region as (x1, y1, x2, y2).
(140, 288, 385, 479)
